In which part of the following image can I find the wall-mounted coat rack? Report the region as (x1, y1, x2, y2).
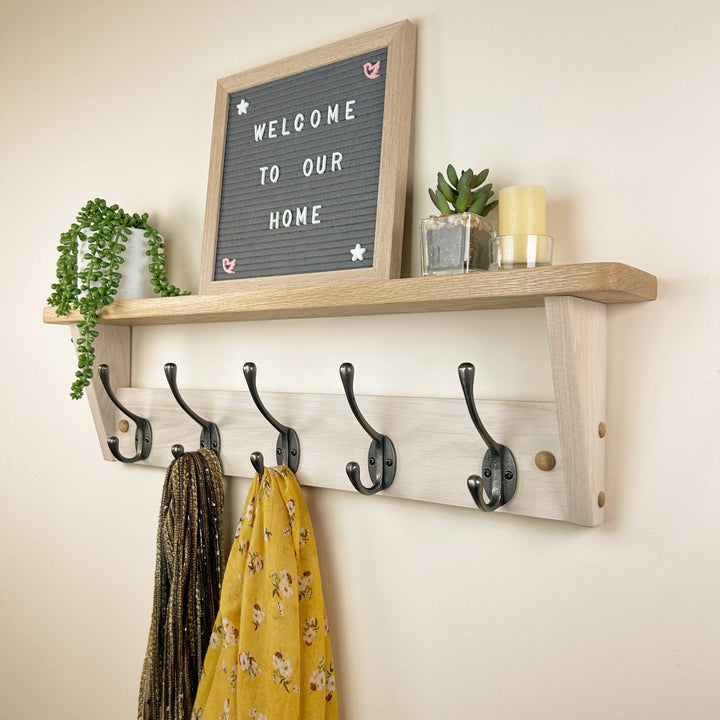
(45, 263, 657, 526)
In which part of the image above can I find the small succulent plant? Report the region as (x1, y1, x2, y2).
(428, 165, 498, 217)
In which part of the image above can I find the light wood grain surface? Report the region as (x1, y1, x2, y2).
(546, 297, 606, 525)
(46, 263, 657, 526)
(71, 325, 130, 462)
(44, 263, 657, 326)
(107, 386, 570, 522)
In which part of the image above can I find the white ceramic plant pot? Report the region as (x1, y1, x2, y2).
(77, 227, 156, 300)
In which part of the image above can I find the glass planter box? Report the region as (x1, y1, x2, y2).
(420, 212, 494, 275)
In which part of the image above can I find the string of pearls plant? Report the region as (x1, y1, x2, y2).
(48, 198, 189, 399)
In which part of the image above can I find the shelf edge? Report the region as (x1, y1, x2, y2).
(43, 262, 657, 327)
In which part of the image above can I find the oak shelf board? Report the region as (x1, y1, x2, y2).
(43, 262, 656, 327)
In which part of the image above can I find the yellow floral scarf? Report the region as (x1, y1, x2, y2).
(192, 466, 338, 720)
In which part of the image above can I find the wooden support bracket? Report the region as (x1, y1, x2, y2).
(545, 296, 607, 526)
(70, 324, 131, 462)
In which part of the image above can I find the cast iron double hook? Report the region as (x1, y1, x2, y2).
(458, 362, 517, 511)
(243, 362, 300, 474)
(164, 362, 221, 458)
(98, 364, 152, 463)
(340, 362, 396, 495)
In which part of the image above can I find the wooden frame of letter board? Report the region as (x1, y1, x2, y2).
(199, 20, 416, 294)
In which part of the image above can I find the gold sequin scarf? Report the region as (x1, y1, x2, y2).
(138, 448, 225, 720)
(192, 465, 338, 720)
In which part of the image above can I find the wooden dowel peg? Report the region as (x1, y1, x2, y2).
(534, 451, 556, 471)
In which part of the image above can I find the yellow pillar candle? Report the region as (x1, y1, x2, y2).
(498, 185, 546, 236)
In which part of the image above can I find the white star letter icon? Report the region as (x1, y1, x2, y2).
(350, 243, 367, 261)
(237, 99, 249, 115)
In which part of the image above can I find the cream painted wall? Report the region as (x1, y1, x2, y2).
(1, 0, 719, 717)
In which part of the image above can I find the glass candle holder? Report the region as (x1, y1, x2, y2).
(489, 234, 554, 270)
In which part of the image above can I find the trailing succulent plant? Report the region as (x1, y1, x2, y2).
(428, 165, 498, 217)
(48, 198, 189, 399)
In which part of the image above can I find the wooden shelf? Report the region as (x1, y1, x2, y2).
(43, 262, 656, 327)
(43, 261, 657, 526)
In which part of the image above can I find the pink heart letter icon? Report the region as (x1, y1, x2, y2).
(363, 61, 381, 79)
